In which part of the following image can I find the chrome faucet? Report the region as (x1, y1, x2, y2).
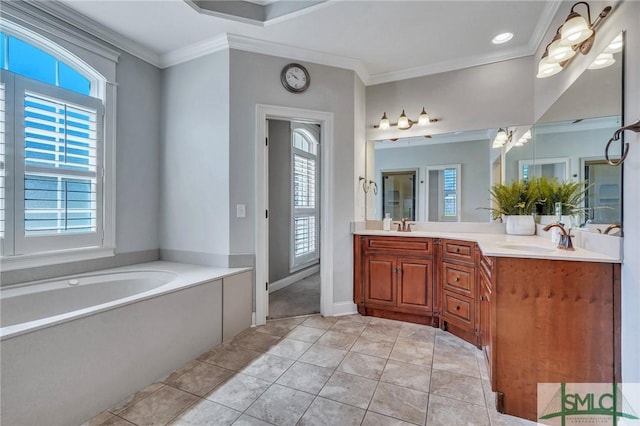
(603, 224, 622, 235)
(395, 218, 414, 232)
(543, 223, 575, 251)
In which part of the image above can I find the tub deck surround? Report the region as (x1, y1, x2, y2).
(353, 226, 621, 263)
(1, 262, 253, 426)
(0, 261, 252, 340)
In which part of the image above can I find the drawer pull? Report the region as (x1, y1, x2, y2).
(454, 277, 460, 282)
(455, 305, 461, 311)
(455, 248, 461, 253)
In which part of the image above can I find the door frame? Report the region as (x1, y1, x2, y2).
(255, 104, 334, 326)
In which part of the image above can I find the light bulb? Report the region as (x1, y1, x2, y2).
(588, 53, 615, 69)
(379, 112, 390, 130)
(560, 12, 593, 46)
(537, 53, 563, 78)
(418, 108, 430, 126)
(397, 110, 410, 130)
(604, 34, 623, 54)
(547, 37, 577, 63)
(495, 128, 508, 143)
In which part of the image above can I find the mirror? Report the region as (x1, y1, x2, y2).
(364, 130, 494, 222)
(504, 32, 623, 229)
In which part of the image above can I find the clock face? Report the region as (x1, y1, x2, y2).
(281, 64, 310, 93)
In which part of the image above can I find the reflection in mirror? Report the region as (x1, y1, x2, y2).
(504, 31, 623, 230)
(365, 130, 492, 222)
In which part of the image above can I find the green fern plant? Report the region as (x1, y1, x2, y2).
(537, 176, 589, 217)
(483, 179, 541, 220)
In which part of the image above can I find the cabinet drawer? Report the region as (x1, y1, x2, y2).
(364, 236, 432, 255)
(443, 262, 475, 297)
(442, 239, 475, 261)
(443, 292, 474, 326)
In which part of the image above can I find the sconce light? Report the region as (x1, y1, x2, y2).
(537, 2, 612, 79)
(514, 130, 532, 147)
(492, 128, 512, 148)
(588, 34, 623, 69)
(375, 108, 438, 130)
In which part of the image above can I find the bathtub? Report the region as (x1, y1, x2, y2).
(0, 261, 253, 426)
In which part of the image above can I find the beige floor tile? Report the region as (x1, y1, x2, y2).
(397, 323, 437, 342)
(482, 379, 497, 409)
(380, 359, 431, 392)
(337, 351, 387, 380)
(435, 330, 478, 355)
(198, 344, 262, 371)
(369, 317, 405, 329)
(110, 382, 165, 415)
(275, 361, 334, 394)
(361, 411, 416, 426)
(265, 337, 312, 360)
(232, 414, 274, 425)
(351, 336, 394, 359)
(232, 330, 282, 352)
(429, 370, 485, 406)
(432, 348, 481, 378)
(369, 382, 428, 425)
(168, 399, 240, 425)
(82, 411, 116, 426)
(205, 373, 271, 411)
(301, 315, 339, 329)
(318, 371, 378, 409)
(316, 330, 358, 350)
(245, 384, 314, 426)
(340, 314, 372, 324)
(255, 319, 300, 337)
(427, 394, 490, 426)
(298, 343, 347, 368)
(298, 396, 366, 426)
(390, 340, 433, 367)
(118, 385, 199, 426)
(488, 409, 539, 426)
(361, 324, 401, 343)
(330, 319, 368, 335)
(241, 353, 295, 382)
(101, 416, 136, 426)
(168, 361, 233, 397)
(286, 325, 327, 343)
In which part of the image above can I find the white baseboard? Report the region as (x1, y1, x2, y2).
(269, 264, 320, 293)
(331, 301, 358, 317)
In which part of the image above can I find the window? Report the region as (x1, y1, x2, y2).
(427, 165, 461, 222)
(0, 24, 111, 263)
(291, 125, 319, 270)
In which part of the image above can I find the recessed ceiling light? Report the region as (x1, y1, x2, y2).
(492, 32, 514, 44)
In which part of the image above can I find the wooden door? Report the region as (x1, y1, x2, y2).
(396, 257, 433, 313)
(364, 255, 397, 307)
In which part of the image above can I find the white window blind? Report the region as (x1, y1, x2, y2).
(443, 168, 457, 217)
(23, 91, 98, 236)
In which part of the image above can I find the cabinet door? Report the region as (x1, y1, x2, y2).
(397, 257, 433, 313)
(479, 271, 493, 385)
(364, 255, 397, 307)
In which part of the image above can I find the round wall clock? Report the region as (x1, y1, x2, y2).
(281, 63, 310, 93)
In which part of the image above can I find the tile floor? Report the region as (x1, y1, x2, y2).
(85, 314, 538, 426)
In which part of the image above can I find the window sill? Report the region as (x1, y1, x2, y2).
(0, 246, 115, 272)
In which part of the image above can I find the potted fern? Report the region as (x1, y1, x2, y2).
(485, 179, 540, 235)
(537, 176, 589, 226)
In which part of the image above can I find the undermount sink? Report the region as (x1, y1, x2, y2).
(498, 244, 556, 253)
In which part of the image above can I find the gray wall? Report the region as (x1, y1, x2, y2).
(228, 49, 356, 304)
(268, 119, 292, 283)
(374, 140, 490, 222)
(160, 50, 231, 265)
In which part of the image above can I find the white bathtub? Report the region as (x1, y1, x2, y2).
(0, 261, 253, 426)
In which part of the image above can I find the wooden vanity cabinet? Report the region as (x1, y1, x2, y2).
(484, 257, 621, 420)
(440, 239, 479, 346)
(354, 236, 435, 325)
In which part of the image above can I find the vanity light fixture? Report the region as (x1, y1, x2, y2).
(514, 130, 532, 147)
(375, 108, 438, 130)
(492, 128, 512, 148)
(588, 52, 615, 69)
(537, 1, 612, 79)
(604, 33, 623, 54)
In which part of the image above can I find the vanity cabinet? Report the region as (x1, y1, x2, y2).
(478, 253, 495, 389)
(440, 239, 478, 346)
(484, 257, 620, 420)
(354, 236, 435, 325)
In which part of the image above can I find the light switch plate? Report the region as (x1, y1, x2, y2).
(236, 204, 246, 218)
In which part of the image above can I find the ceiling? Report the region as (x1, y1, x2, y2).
(43, 0, 561, 85)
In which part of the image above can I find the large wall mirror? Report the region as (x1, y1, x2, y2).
(364, 130, 496, 222)
(504, 32, 624, 231)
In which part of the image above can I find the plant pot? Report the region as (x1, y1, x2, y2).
(505, 215, 536, 235)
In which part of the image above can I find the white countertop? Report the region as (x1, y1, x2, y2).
(354, 230, 621, 263)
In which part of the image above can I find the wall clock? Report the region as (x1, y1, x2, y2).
(281, 63, 310, 93)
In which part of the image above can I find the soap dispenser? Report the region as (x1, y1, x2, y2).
(383, 213, 392, 231)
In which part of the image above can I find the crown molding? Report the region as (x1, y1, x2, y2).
(25, 0, 162, 67)
(529, 0, 564, 53)
(159, 34, 230, 68)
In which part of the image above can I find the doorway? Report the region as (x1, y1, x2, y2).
(255, 105, 334, 327)
(267, 119, 321, 319)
